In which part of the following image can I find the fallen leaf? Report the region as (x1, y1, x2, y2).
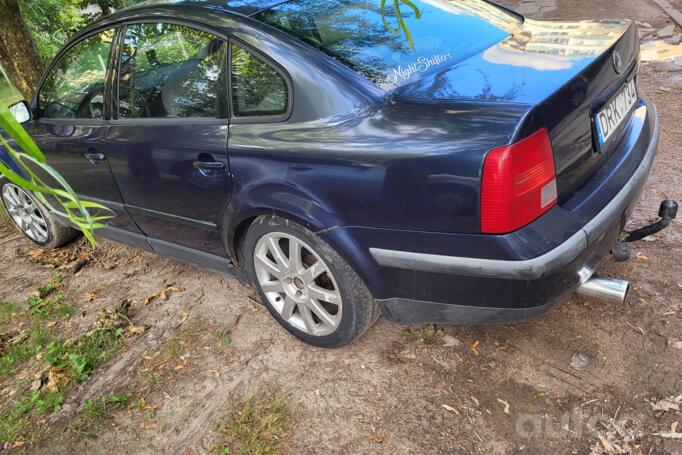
(497, 398, 511, 414)
(126, 325, 147, 337)
(368, 433, 388, 443)
(470, 340, 480, 356)
(651, 396, 681, 412)
(137, 398, 146, 410)
(161, 285, 183, 300)
(144, 284, 185, 305)
(10, 439, 26, 448)
(635, 252, 649, 261)
(667, 338, 682, 349)
(533, 391, 547, 401)
(45, 321, 57, 328)
(45, 366, 69, 392)
(654, 431, 682, 439)
(626, 322, 645, 336)
(30, 379, 42, 391)
(181, 312, 190, 322)
(597, 431, 615, 452)
(83, 289, 100, 302)
(399, 349, 416, 360)
(138, 422, 157, 430)
(442, 335, 461, 347)
(442, 404, 461, 416)
(434, 380, 447, 390)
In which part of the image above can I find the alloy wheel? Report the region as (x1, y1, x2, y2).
(2, 184, 49, 243)
(253, 232, 342, 336)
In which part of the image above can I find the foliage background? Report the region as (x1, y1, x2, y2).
(20, 0, 140, 65)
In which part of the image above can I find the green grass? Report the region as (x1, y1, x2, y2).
(217, 328, 232, 346)
(0, 326, 126, 445)
(214, 393, 291, 455)
(0, 301, 20, 324)
(26, 273, 71, 320)
(0, 275, 67, 378)
(0, 322, 126, 444)
(0, 387, 71, 444)
(43, 322, 125, 383)
(0, 322, 53, 378)
(0, 279, 132, 446)
(402, 324, 444, 345)
(140, 322, 206, 390)
(71, 392, 133, 436)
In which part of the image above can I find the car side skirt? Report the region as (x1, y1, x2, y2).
(377, 297, 558, 325)
(96, 226, 234, 275)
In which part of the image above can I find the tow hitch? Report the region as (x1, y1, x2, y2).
(623, 198, 678, 242)
(613, 199, 678, 261)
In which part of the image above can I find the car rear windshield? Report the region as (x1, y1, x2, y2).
(255, 0, 520, 89)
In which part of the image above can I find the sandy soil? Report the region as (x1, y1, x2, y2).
(1, 0, 681, 454)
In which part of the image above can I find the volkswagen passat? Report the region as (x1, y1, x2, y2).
(0, 0, 661, 346)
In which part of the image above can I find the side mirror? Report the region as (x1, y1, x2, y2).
(9, 100, 31, 123)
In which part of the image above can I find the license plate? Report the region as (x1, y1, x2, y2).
(594, 79, 638, 147)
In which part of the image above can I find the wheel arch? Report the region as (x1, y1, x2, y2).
(220, 183, 383, 297)
(221, 182, 343, 265)
(224, 215, 385, 300)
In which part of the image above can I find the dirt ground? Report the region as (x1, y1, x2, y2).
(1, 0, 682, 454)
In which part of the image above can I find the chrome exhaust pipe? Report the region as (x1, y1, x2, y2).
(576, 275, 630, 305)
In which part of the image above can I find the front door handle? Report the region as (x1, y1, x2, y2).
(85, 152, 106, 165)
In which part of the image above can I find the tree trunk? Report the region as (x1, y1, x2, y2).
(0, 0, 44, 101)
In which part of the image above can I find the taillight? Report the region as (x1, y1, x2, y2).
(481, 128, 557, 234)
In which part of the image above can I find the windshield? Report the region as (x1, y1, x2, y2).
(255, 0, 520, 89)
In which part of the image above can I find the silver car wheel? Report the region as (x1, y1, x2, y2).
(253, 232, 342, 336)
(2, 184, 49, 243)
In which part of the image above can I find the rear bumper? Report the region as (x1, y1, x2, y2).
(370, 105, 660, 282)
(322, 100, 659, 325)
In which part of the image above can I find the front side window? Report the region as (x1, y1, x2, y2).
(39, 30, 114, 119)
(230, 43, 288, 117)
(118, 23, 227, 119)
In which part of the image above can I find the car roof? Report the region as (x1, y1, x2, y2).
(129, 0, 285, 17)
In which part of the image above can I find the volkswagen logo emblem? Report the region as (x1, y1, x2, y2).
(613, 50, 624, 74)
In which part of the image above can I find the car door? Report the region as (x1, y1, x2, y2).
(25, 28, 142, 234)
(106, 22, 231, 256)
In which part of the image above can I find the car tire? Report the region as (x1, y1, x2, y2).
(242, 215, 379, 347)
(1, 179, 81, 249)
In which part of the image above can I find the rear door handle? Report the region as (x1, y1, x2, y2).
(193, 159, 225, 177)
(192, 161, 224, 170)
(84, 152, 106, 164)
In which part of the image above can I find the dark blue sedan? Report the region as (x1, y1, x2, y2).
(0, 0, 662, 346)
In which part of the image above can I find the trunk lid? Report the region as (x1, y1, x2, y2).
(394, 17, 638, 201)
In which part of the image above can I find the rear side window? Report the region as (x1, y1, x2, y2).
(118, 23, 227, 119)
(39, 30, 114, 119)
(230, 43, 288, 117)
